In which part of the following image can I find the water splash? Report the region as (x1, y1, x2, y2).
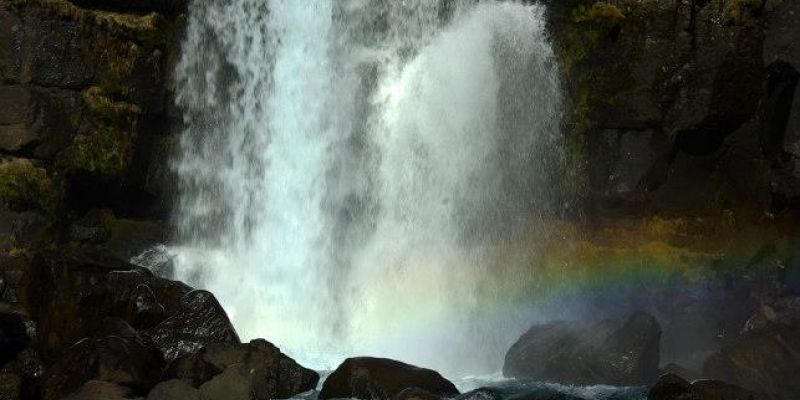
(170, 0, 563, 375)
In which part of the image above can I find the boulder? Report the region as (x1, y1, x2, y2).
(394, 387, 441, 400)
(648, 373, 756, 400)
(147, 290, 240, 363)
(164, 339, 318, 398)
(648, 373, 693, 400)
(163, 352, 218, 388)
(319, 357, 459, 400)
(0, 304, 41, 400)
(42, 318, 164, 400)
(0, 306, 31, 367)
(503, 311, 661, 385)
(703, 324, 800, 400)
(20, 251, 190, 361)
(147, 379, 204, 400)
(198, 363, 253, 400)
(63, 380, 136, 400)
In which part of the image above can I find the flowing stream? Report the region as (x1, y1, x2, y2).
(169, 0, 563, 376)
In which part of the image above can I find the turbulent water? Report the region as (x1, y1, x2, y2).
(168, 0, 563, 376)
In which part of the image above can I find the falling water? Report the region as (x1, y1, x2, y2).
(170, 0, 563, 375)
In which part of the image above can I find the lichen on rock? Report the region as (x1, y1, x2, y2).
(0, 157, 53, 212)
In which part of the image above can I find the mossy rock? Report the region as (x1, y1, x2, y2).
(68, 87, 140, 177)
(10, 0, 170, 45)
(0, 158, 54, 212)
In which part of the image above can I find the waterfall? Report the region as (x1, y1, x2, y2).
(170, 0, 563, 375)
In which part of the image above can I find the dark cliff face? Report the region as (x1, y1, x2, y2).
(544, 0, 800, 221)
(0, 0, 183, 262)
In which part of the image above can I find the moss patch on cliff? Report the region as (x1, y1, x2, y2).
(0, 158, 54, 212)
(10, 0, 170, 45)
(69, 87, 139, 177)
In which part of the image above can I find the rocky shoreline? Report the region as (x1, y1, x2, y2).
(0, 248, 778, 399)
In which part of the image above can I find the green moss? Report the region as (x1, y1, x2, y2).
(574, 2, 626, 29)
(0, 158, 54, 212)
(70, 88, 139, 176)
(723, 0, 765, 24)
(83, 86, 141, 117)
(10, 0, 170, 46)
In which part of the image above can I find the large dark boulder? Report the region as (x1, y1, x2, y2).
(20, 251, 191, 361)
(319, 357, 459, 400)
(63, 380, 137, 400)
(703, 324, 800, 400)
(147, 379, 203, 400)
(164, 339, 318, 399)
(0, 304, 41, 400)
(648, 373, 756, 400)
(147, 290, 240, 363)
(42, 318, 165, 400)
(503, 311, 661, 385)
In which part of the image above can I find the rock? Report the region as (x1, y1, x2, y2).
(163, 352, 218, 388)
(648, 373, 692, 400)
(164, 339, 318, 398)
(20, 251, 190, 361)
(394, 387, 441, 400)
(319, 357, 459, 400)
(125, 283, 166, 330)
(603, 311, 662, 384)
(147, 290, 240, 363)
(0, 372, 23, 400)
(503, 311, 661, 385)
(452, 388, 504, 400)
(0, 307, 31, 367)
(147, 379, 204, 400)
(63, 380, 136, 400)
(660, 364, 701, 382)
(0, 304, 42, 400)
(648, 374, 756, 400)
(702, 324, 800, 400)
(42, 318, 164, 400)
(198, 363, 253, 400)
(743, 296, 800, 334)
(690, 380, 755, 400)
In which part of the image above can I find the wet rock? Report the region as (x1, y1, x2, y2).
(165, 339, 318, 398)
(147, 290, 240, 363)
(660, 364, 701, 382)
(452, 388, 504, 400)
(394, 387, 441, 400)
(147, 379, 204, 400)
(648, 373, 756, 400)
(127, 284, 166, 330)
(63, 380, 136, 400)
(0, 372, 23, 400)
(319, 357, 459, 400)
(0, 304, 42, 400)
(0, 307, 31, 367)
(690, 380, 756, 400)
(703, 324, 800, 400)
(43, 318, 164, 400)
(198, 363, 253, 400)
(648, 373, 692, 400)
(503, 311, 661, 385)
(87, 319, 164, 390)
(163, 352, 218, 388)
(742, 296, 800, 334)
(20, 251, 190, 360)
